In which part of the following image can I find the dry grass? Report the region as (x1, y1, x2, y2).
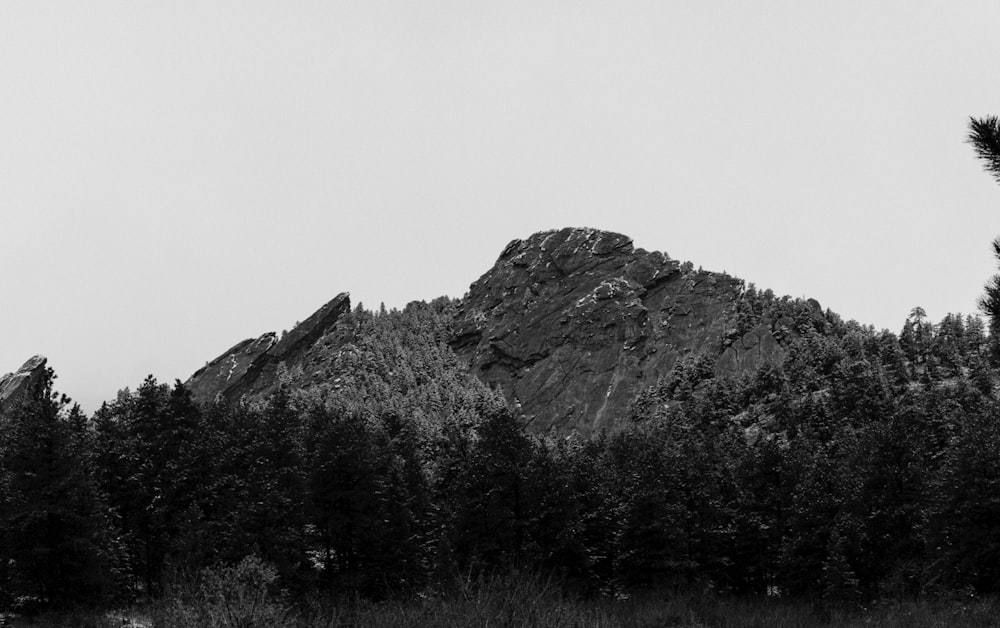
(7, 573, 1000, 627)
(318, 588, 1000, 628)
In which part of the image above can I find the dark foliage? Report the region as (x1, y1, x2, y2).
(969, 115, 1000, 185)
(5, 297, 1000, 613)
(0, 370, 114, 609)
(968, 117, 1000, 355)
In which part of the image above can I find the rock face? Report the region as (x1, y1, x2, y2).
(0, 355, 48, 413)
(186, 293, 352, 405)
(185, 228, 820, 433)
(450, 228, 792, 434)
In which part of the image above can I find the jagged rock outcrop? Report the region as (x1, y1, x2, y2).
(186, 228, 823, 434)
(187, 293, 351, 405)
(0, 355, 48, 413)
(450, 228, 798, 434)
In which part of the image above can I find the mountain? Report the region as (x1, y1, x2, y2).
(0, 355, 48, 414)
(186, 293, 351, 405)
(185, 227, 823, 433)
(451, 227, 825, 433)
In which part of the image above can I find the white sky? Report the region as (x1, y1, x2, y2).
(3, 1, 1000, 411)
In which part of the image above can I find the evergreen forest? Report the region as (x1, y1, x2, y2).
(6, 120, 1000, 626)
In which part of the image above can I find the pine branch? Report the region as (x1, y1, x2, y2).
(968, 116, 1000, 184)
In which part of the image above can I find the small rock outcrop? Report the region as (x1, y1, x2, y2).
(451, 228, 793, 434)
(0, 355, 48, 413)
(187, 293, 351, 405)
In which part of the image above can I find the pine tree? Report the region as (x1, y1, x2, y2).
(444, 403, 536, 574)
(303, 401, 390, 593)
(0, 369, 112, 608)
(226, 385, 309, 582)
(927, 404, 1000, 591)
(967, 117, 1000, 346)
(979, 239, 1000, 355)
(968, 115, 1000, 184)
(92, 377, 207, 594)
(821, 524, 861, 603)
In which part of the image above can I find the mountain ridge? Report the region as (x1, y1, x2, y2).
(186, 292, 352, 405)
(182, 227, 815, 432)
(1, 228, 823, 432)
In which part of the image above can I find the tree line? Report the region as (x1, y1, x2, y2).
(5, 116, 1000, 613)
(4, 293, 1000, 612)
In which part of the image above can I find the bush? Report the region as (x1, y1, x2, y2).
(154, 555, 290, 628)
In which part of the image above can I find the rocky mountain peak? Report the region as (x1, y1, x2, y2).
(182, 227, 815, 434)
(497, 227, 636, 268)
(451, 227, 787, 434)
(0, 355, 48, 413)
(186, 293, 351, 405)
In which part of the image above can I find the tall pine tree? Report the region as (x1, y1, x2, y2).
(0, 369, 111, 608)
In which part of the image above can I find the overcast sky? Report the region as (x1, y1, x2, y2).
(3, 2, 1000, 411)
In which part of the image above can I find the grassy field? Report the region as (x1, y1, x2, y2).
(9, 599, 1000, 628)
(7, 598, 1000, 628)
(6, 572, 1000, 627)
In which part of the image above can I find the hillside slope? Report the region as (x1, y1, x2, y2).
(451, 228, 820, 433)
(185, 228, 824, 433)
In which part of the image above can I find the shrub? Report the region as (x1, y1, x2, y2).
(154, 555, 291, 628)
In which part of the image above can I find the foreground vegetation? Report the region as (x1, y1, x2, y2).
(9, 568, 1000, 628)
